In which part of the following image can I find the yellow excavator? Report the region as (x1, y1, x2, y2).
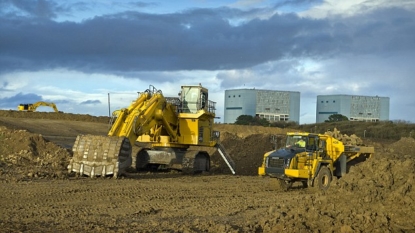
(68, 84, 236, 177)
(18, 101, 60, 112)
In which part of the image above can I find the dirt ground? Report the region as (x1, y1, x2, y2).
(0, 110, 414, 233)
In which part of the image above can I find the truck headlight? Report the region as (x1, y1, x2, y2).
(285, 158, 291, 168)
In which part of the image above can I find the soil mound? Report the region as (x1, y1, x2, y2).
(213, 132, 275, 175)
(1, 111, 415, 232)
(259, 137, 415, 232)
(0, 112, 283, 180)
(325, 137, 415, 231)
(0, 110, 110, 123)
(0, 126, 71, 182)
(0, 126, 278, 181)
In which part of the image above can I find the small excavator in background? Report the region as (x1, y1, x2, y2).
(18, 101, 60, 113)
(68, 84, 236, 178)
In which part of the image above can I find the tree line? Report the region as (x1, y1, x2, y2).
(231, 114, 415, 140)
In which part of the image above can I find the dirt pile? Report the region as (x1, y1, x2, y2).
(0, 126, 276, 180)
(0, 110, 290, 178)
(0, 110, 110, 123)
(326, 137, 415, 231)
(256, 137, 415, 232)
(1, 110, 415, 232)
(0, 126, 71, 182)
(214, 124, 291, 138)
(212, 132, 276, 175)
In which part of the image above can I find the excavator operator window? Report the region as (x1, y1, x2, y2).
(201, 92, 207, 109)
(21, 104, 30, 110)
(181, 86, 200, 113)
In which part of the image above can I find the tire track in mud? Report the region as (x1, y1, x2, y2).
(4, 111, 413, 232)
(0, 175, 308, 232)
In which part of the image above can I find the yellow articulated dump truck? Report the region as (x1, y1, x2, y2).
(258, 129, 374, 190)
(68, 84, 235, 178)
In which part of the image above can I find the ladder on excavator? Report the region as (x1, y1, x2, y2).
(216, 143, 236, 175)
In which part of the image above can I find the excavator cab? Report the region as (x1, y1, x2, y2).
(179, 85, 208, 113)
(18, 104, 32, 111)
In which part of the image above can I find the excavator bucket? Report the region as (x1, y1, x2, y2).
(68, 135, 132, 177)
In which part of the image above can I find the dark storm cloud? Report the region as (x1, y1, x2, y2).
(80, 100, 101, 105)
(124, 1, 158, 8)
(0, 2, 414, 75)
(0, 92, 42, 108)
(0, 92, 71, 109)
(0, 81, 12, 91)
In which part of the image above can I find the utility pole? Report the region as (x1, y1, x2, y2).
(108, 93, 111, 117)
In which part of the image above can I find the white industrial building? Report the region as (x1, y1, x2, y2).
(224, 89, 300, 124)
(316, 94, 390, 123)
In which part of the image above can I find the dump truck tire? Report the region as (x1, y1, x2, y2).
(314, 166, 332, 191)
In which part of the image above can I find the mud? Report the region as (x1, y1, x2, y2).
(0, 110, 414, 232)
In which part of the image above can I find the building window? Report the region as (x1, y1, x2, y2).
(228, 95, 230, 98)
(333, 100, 335, 103)
(326, 101, 328, 103)
(239, 95, 241, 97)
(233, 95, 235, 97)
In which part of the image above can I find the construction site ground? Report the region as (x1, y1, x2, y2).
(0, 110, 414, 233)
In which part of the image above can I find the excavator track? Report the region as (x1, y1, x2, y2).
(181, 151, 210, 174)
(68, 135, 132, 178)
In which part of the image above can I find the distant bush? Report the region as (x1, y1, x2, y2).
(269, 121, 298, 128)
(234, 115, 269, 126)
(325, 114, 349, 122)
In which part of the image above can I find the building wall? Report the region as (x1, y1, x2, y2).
(316, 95, 390, 123)
(224, 89, 300, 124)
(289, 92, 300, 123)
(224, 89, 257, 124)
(379, 97, 390, 120)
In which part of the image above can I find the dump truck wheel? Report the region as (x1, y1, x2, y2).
(315, 166, 332, 191)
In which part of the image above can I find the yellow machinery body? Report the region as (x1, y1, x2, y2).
(18, 101, 60, 112)
(258, 131, 374, 190)
(68, 84, 235, 177)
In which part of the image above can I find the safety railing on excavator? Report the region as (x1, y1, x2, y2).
(216, 143, 236, 175)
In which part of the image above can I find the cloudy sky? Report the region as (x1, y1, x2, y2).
(1, 0, 414, 124)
